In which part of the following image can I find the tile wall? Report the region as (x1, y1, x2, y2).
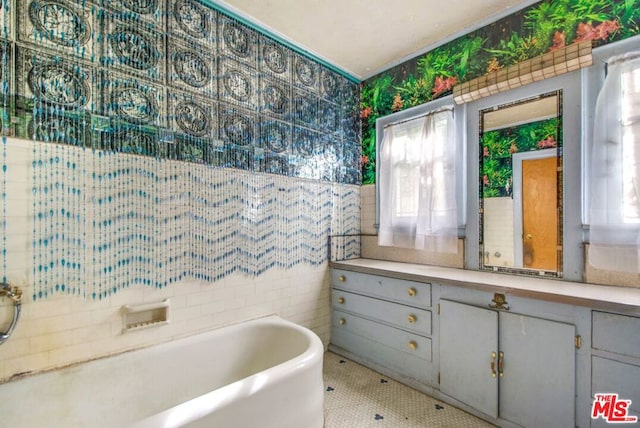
(0, 0, 362, 381)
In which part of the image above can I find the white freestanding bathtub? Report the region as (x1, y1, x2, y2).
(0, 315, 325, 428)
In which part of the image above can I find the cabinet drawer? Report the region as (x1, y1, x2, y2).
(592, 311, 640, 359)
(331, 323, 433, 385)
(332, 290, 431, 335)
(332, 269, 431, 308)
(332, 309, 431, 362)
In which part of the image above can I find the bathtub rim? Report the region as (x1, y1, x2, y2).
(132, 314, 325, 428)
(0, 314, 322, 386)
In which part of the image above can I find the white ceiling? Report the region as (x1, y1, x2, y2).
(211, 0, 538, 81)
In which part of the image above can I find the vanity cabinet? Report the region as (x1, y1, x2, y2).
(330, 259, 640, 428)
(591, 311, 640, 427)
(439, 299, 576, 428)
(330, 269, 435, 385)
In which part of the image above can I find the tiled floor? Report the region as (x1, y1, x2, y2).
(323, 352, 495, 428)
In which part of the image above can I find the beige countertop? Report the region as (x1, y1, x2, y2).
(331, 258, 640, 315)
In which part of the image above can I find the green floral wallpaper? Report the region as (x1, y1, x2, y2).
(361, 0, 640, 184)
(482, 117, 560, 197)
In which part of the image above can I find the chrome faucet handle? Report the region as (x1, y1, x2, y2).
(0, 282, 22, 304)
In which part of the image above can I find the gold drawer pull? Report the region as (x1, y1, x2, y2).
(408, 314, 417, 323)
(338, 275, 346, 282)
(407, 287, 417, 297)
(408, 341, 417, 350)
(338, 318, 346, 325)
(337, 297, 345, 304)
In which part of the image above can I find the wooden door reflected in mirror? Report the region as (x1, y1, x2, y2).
(479, 91, 562, 276)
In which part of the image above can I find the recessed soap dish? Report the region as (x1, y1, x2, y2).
(122, 299, 170, 332)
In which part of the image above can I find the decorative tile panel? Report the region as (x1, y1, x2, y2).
(25, 110, 92, 148)
(320, 68, 341, 100)
(177, 134, 210, 164)
(100, 71, 165, 127)
(168, 0, 217, 46)
(168, 91, 217, 140)
(259, 75, 290, 120)
(0, 41, 13, 105)
(16, 47, 94, 111)
(219, 16, 258, 68)
(0, 0, 13, 40)
(260, 117, 291, 154)
(319, 99, 340, 135)
(260, 151, 290, 176)
(100, 15, 166, 82)
(259, 37, 291, 83)
(101, 122, 160, 156)
(100, 0, 166, 28)
(219, 105, 257, 147)
(168, 39, 216, 98)
(218, 57, 258, 111)
(294, 89, 318, 130)
(18, 0, 95, 61)
(293, 125, 318, 158)
(226, 145, 254, 171)
(293, 53, 319, 93)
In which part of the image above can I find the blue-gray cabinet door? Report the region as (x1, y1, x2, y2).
(440, 299, 499, 418)
(499, 312, 575, 428)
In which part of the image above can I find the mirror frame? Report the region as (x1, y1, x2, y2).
(465, 72, 583, 281)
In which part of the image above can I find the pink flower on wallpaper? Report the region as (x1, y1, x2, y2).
(574, 20, 620, 43)
(550, 31, 566, 51)
(432, 76, 458, 98)
(509, 142, 518, 154)
(361, 155, 369, 166)
(483, 175, 490, 186)
(595, 20, 621, 40)
(361, 106, 372, 120)
(392, 93, 404, 112)
(483, 146, 490, 157)
(537, 135, 557, 149)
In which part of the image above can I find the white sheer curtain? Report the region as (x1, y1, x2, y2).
(378, 107, 457, 252)
(589, 52, 640, 273)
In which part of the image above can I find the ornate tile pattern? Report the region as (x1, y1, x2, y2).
(5, 0, 362, 299)
(5, 0, 360, 185)
(18, 0, 96, 61)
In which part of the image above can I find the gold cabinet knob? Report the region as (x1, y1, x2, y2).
(337, 297, 345, 304)
(338, 275, 346, 282)
(338, 318, 346, 325)
(408, 287, 417, 297)
(407, 314, 417, 323)
(525, 233, 532, 240)
(408, 341, 417, 350)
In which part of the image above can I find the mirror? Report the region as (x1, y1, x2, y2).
(479, 91, 562, 276)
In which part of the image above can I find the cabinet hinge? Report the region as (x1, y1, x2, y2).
(438, 372, 440, 384)
(437, 303, 440, 315)
(575, 335, 582, 349)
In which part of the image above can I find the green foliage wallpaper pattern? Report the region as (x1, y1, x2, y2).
(481, 117, 560, 197)
(360, 0, 640, 184)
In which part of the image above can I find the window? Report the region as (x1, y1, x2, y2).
(589, 51, 640, 273)
(378, 106, 457, 252)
